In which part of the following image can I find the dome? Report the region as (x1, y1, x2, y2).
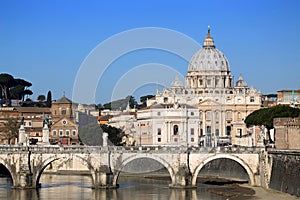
(188, 27, 230, 72)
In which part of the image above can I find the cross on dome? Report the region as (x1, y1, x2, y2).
(203, 26, 215, 48)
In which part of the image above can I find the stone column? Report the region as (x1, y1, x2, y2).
(18, 125, 26, 145)
(102, 132, 108, 147)
(95, 165, 117, 189)
(42, 124, 50, 144)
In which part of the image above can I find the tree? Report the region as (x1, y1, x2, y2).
(37, 95, 46, 102)
(46, 91, 52, 108)
(0, 73, 16, 106)
(139, 94, 155, 108)
(0, 118, 20, 144)
(100, 124, 124, 146)
(245, 105, 300, 143)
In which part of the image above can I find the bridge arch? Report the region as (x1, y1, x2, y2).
(113, 154, 175, 186)
(35, 154, 97, 187)
(0, 157, 16, 187)
(192, 154, 255, 186)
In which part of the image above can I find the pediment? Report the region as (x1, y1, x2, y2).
(199, 98, 222, 106)
(52, 117, 77, 127)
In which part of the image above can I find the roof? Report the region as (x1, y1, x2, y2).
(16, 107, 51, 113)
(53, 96, 73, 104)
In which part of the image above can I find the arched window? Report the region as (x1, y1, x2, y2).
(173, 125, 178, 135)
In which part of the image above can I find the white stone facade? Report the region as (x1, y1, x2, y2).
(145, 28, 262, 147)
(135, 103, 199, 146)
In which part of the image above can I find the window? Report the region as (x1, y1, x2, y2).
(59, 130, 63, 136)
(157, 128, 161, 135)
(206, 126, 211, 134)
(157, 112, 161, 116)
(226, 126, 231, 136)
(215, 112, 219, 121)
(191, 138, 194, 142)
(54, 110, 57, 115)
(35, 132, 39, 137)
(206, 111, 211, 120)
(199, 112, 203, 118)
(72, 130, 76, 136)
(199, 79, 203, 86)
(163, 97, 168, 103)
(174, 138, 178, 142)
(52, 130, 57, 136)
(215, 129, 219, 137)
(226, 111, 231, 119)
(200, 129, 203, 137)
(61, 109, 66, 115)
(239, 89, 243, 94)
(173, 125, 178, 135)
(191, 128, 194, 135)
(66, 130, 70, 136)
(191, 112, 194, 116)
(207, 79, 211, 86)
(157, 138, 161, 142)
(250, 97, 255, 102)
(26, 122, 32, 127)
(237, 128, 243, 137)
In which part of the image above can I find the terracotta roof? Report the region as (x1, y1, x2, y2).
(16, 107, 51, 113)
(98, 115, 113, 121)
(53, 96, 72, 104)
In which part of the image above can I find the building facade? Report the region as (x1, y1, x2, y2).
(273, 117, 300, 149)
(145, 28, 262, 147)
(277, 90, 300, 108)
(0, 107, 51, 144)
(136, 103, 199, 146)
(50, 96, 79, 145)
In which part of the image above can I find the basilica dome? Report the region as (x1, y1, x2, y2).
(188, 27, 230, 73)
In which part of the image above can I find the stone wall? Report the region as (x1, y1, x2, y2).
(274, 117, 300, 149)
(269, 151, 300, 197)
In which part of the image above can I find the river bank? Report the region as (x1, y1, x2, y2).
(139, 174, 299, 200)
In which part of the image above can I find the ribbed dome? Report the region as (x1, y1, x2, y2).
(188, 27, 230, 72)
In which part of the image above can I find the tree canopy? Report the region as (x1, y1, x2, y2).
(0, 118, 20, 144)
(103, 95, 137, 110)
(0, 73, 33, 106)
(245, 105, 300, 129)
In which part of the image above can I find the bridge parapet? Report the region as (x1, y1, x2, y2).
(0, 145, 264, 154)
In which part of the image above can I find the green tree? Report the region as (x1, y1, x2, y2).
(139, 94, 155, 108)
(245, 105, 300, 143)
(0, 73, 16, 106)
(37, 95, 46, 102)
(100, 124, 124, 146)
(46, 91, 52, 107)
(11, 78, 32, 101)
(0, 118, 20, 144)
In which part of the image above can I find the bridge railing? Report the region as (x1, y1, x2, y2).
(0, 145, 264, 154)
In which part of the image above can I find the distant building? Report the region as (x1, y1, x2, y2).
(145, 28, 262, 147)
(135, 103, 199, 146)
(18, 107, 51, 144)
(274, 117, 300, 149)
(0, 107, 50, 144)
(50, 95, 79, 145)
(277, 90, 300, 108)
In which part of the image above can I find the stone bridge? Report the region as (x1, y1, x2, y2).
(0, 145, 268, 189)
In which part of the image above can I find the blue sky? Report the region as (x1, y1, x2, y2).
(1, 0, 300, 104)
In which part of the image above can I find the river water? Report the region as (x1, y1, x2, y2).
(0, 174, 297, 200)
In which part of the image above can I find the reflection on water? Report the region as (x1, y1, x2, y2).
(0, 174, 230, 200)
